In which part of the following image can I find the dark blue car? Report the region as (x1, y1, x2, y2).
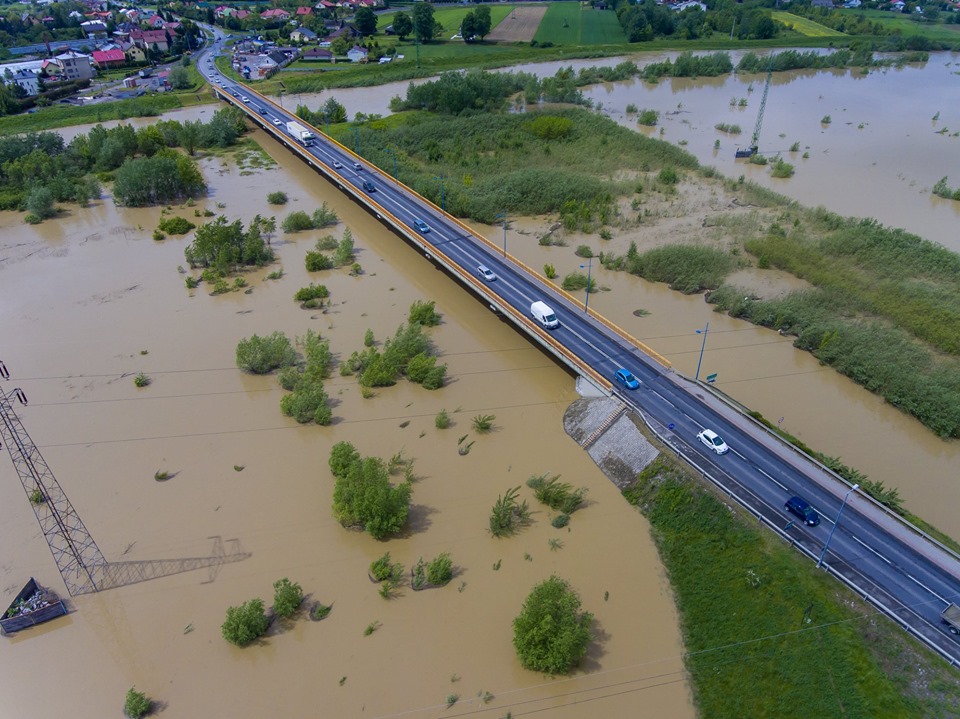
(785, 496, 820, 526)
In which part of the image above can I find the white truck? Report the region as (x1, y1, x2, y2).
(286, 120, 315, 146)
(942, 603, 960, 635)
(531, 301, 559, 329)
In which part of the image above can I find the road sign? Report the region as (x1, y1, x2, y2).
(706, 373, 718, 383)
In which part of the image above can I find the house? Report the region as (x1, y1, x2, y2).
(130, 29, 170, 52)
(80, 20, 108, 40)
(53, 51, 95, 81)
(296, 6, 313, 16)
(302, 47, 333, 61)
(316, 0, 338, 8)
(260, 8, 291, 20)
(811, 0, 834, 7)
(3, 69, 41, 96)
(123, 42, 147, 63)
(290, 27, 318, 42)
(346, 45, 368, 62)
(235, 9, 251, 20)
(889, 0, 906, 10)
(843, 0, 861, 7)
(146, 14, 166, 28)
(92, 48, 126, 69)
(672, 0, 707, 11)
(163, 22, 182, 32)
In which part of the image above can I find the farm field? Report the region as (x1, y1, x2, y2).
(771, 11, 845, 37)
(534, 3, 627, 45)
(842, 8, 960, 42)
(377, 4, 516, 40)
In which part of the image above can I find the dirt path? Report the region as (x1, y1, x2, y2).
(487, 6, 548, 42)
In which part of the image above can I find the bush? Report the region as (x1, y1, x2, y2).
(267, 191, 288, 205)
(370, 552, 402, 582)
(435, 409, 450, 429)
(294, 283, 329, 303)
(562, 272, 595, 293)
(426, 553, 453, 586)
(408, 300, 442, 327)
(771, 158, 795, 179)
(637, 109, 659, 126)
(158, 216, 196, 235)
(305, 250, 334, 272)
(658, 167, 679, 185)
(329, 442, 412, 539)
(333, 229, 355, 266)
(272, 578, 303, 618)
(282, 210, 315, 233)
(574, 245, 593, 258)
(236, 332, 297, 374)
(472, 414, 495, 432)
(513, 576, 592, 674)
(124, 688, 152, 719)
(526, 474, 586, 514)
(821, 115, 832, 125)
(221, 598, 269, 646)
(544, 263, 557, 279)
(490, 486, 531, 537)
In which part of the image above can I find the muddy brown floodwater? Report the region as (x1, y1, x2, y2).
(0, 127, 693, 717)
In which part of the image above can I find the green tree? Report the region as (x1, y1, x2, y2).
(272, 578, 303, 618)
(235, 332, 297, 374)
(412, 1, 437, 43)
(392, 11, 413, 40)
(474, 5, 492, 39)
(355, 7, 378, 36)
(124, 687, 152, 718)
(513, 576, 593, 674)
(184, 215, 244, 269)
(329, 443, 412, 540)
(322, 96, 347, 124)
(178, 119, 202, 156)
(168, 65, 192, 90)
(460, 11, 478, 41)
(24, 186, 56, 219)
(221, 598, 270, 646)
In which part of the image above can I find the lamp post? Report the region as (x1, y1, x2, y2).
(495, 211, 507, 257)
(817, 484, 859, 569)
(385, 148, 397, 180)
(323, 109, 329, 135)
(433, 175, 445, 211)
(694, 322, 709, 383)
(278, 89, 284, 108)
(353, 126, 360, 154)
(579, 257, 593, 313)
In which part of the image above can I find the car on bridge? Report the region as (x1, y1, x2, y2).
(477, 265, 497, 282)
(413, 220, 430, 234)
(273, 118, 282, 126)
(362, 180, 376, 193)
(785, 496, 820, 526)
(332, 160, 343, 169)
(615, 368, 640, 390)
(697, 428, 729, 455)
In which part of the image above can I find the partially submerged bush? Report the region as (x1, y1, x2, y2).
(236, 332, 297, 374)
(221, 598, 269, 646)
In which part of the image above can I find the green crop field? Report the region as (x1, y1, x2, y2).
(771, 11, 845, 37)
(534, 3, 627, 45)
(844, 8, 960, 43)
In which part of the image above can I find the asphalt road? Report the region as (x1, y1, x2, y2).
(196, 36, 960, 663)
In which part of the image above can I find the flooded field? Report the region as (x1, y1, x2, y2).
(0, 128, 692, 717)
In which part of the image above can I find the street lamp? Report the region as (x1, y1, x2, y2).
(817, 484, 859, 568)
(495, 211, 507, 257)
(694, 322, 709, 383)
(433, 175, 445, 211)
(385, 148, 397, 180)
(353, 126, 360, 154)
(579, 257, 592, 313)
(278, 89, 284, 108)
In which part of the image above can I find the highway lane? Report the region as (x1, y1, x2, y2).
(195, 42, 960, 661)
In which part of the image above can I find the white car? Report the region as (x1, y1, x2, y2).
(272, 118, 282, 126)
(697, 429, 729, 455)
(241, 96, 250, 103)
(477, 265, 497, 282)
(332, 160, 343, 169)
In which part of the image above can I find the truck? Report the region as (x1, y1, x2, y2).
(530, 301, 559, 330)
(943, 603, 960, 635)
(285, 121, 315, 147)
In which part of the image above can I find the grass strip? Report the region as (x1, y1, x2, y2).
(623, 456, 960, 719)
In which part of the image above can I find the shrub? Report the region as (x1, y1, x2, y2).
(544, 263, 557, 279)
(426, 553, 453, 586)
(490, 487, 531, 537)
(185, 276, 199, 289)
(562, 272, 595, 293)
(124, 688, 152, 719)
(370, 552, 403, 582)
(333, 229, 355, 266)
(513, 576, 592, 674)
(312, 202, 338, 228)
(152, 229, 165, 241)
(551, 513, 570, 529)
(329, 442, 412, 540)
(221, 598, 269, 646)
(158, 216, 196, 235)
(408, 299, 442, 326)
(294, 283, 329, 303)
(526, 474, 586, 514)
(305, 251, 333, 271)
(267, 191, 288, 205)
(714, 123, 742, 135)
(282, 210, 315, 234)
(790, 141, 801, 152)
(658, 167, 679, 185)
(574, 245, 593, 258)
(472, 414, 495, 432)
(236, 332, 297, 374)
(637, 109, 659, 126)
(771, 158, 795, 179)
(364, 329, 375, 347)
(435, 409, 450, 429)
(272, 578, 303, 618)
(28, 488, 44, 504)
(134, 372, 151, 388)
(821, 115, 832, 125)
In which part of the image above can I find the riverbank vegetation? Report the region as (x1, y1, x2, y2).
(623, 456, 960, 718)
(513, 575, 593, 675)
(328, 441, 412, 540)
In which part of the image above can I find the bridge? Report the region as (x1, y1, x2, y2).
(195, 35, 960, 664)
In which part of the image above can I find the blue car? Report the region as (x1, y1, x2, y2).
(785, 496, 820, 526)
(615, 368, 640, 390)
(413, 220, 430, 234)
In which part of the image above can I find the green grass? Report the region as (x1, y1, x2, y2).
(0, 94, 187, 135)
(534, 4, 626, 46)
(623, 457, 960, 719)
(771, 11, 845, 37)
(844, 8, 960, 43)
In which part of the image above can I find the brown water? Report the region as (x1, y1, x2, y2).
(0, 128, 692, 717)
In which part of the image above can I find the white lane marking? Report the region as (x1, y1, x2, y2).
(904, 572, 949, 603)
(853, 534, 892, 565)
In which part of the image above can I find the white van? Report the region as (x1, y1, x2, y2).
(531, 301, 559, 329)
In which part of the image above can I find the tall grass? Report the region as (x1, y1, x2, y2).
(604, 243, 737, 293)
(622, 458, 936, 719)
